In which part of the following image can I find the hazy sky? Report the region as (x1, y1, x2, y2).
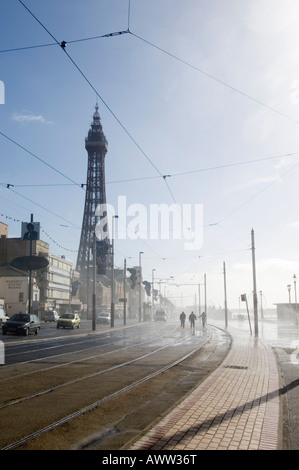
(1, 0, 299, 312)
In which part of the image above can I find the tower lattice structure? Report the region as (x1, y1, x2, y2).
(76, 105, 111, 280)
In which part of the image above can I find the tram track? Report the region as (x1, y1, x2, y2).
(0, 324, 179, 381)
(2, 348, 200, 450)
(3, 321, 171, 363)
(0, 333, 201, 410)
(0, 323, 231, 450)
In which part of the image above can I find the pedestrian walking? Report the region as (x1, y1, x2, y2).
(199, 311, 207, 328)
(189, 311, 196, 331)
(180, 311, 186, 328)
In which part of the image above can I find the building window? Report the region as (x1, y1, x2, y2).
(19, 292, 24, 302)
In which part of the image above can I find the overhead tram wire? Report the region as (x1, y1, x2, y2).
(2, 0, 132, 53)
(170, 152, 299, 178)
(212, 160, 299, 226)
(7, 186, 81, 229)
(0, 210, 78, 254)
(16, 0, 299, 250)
(14, 2, 177, 265)
(0, 131, 83, 189)
(0, 183, 80, 188)
(0, 30, 131, 54)
(0, 188, 81, 253)
(5, 2, 299, 126)
(1, 150, 298, 188)
(17, 0, 177, 205)
(130, 32, 299, 126)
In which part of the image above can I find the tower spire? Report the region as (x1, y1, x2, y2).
(76, 105, 110, 280)
(93, 102, 100, 123)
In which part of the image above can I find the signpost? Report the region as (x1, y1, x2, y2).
(15, 214, 47, 314)
(241, 293, 252, 335)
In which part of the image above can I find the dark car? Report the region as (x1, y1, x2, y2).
(2, 313, 41, 336)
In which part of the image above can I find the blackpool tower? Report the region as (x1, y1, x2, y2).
(76, 104, 111, 285)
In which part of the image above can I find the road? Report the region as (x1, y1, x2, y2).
(0, 319, 231, 450)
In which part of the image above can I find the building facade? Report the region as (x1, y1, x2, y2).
(38, 254, 81, 315)
(0, 276, 39, 316)
(0, 229, 81, 317)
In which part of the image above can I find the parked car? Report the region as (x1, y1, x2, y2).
(2, 313, 40, 336)
(96, 312, 111, 324)
(0, 309, 9, 326)
(56, 313, 80, 329)
(44, 310, 59, 322)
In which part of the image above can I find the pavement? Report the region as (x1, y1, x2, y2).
(129, 320, 295, 451)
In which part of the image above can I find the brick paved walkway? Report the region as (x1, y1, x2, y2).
(130, 329, 280, 450)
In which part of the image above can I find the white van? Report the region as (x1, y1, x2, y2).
(44, 310, 59, 322)
(154, 309, 167, 322)
(0, 308, 9, 325)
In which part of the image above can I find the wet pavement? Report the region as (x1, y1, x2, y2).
(130, 317, 299, 451)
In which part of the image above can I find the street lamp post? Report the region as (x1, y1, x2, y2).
(198, 284, 201, 317)
(251, 229, 258, 337)
(204, 273, 207, 318)
(259, 290, 264, 319)
(139, 251, 144, 323)
(223, 261, 228, 328)
(152, 269, 156, 320)
(111, 215, 118, 328)
(92, 231, 96, 331)
(293, 274, 297, 304)
(287, 284, 291, 304)
(123, 258, 127, 326)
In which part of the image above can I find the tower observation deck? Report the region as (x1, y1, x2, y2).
(76, 105, 111, 280)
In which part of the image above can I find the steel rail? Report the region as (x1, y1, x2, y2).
(1, 341, 205, 451)
(0, 324, 178, 382)
(0, 330, 208, 410)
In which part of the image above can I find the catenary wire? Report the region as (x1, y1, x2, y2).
(1, 151, 297, 188)
(2, 1, 297, 126)
(216, 161, 299, 224)
(0, 131, 83, 189)
(16, 0, 194, 246)
(17, 0, 165, 182)
(14, 0, 299, 206)
(130, 32, 299, 126)
(9, 0, 299, 272)
(8, 187, 80, 229)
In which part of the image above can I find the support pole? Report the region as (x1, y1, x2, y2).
(92, 232, 96, 331)
(198, 284, 201, 317)
(28, 213, 33, 315)
(251, 229, 258, 337)
(245, 294, 252, 335)
(223, 261, 228, 328)
(139, 252, 143, 323)
(111, 215, 118, 328)
(124, 258, 127, 326)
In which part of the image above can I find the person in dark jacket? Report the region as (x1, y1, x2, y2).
(180, 311, 186, 328)
(189, 311, 196, 331)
